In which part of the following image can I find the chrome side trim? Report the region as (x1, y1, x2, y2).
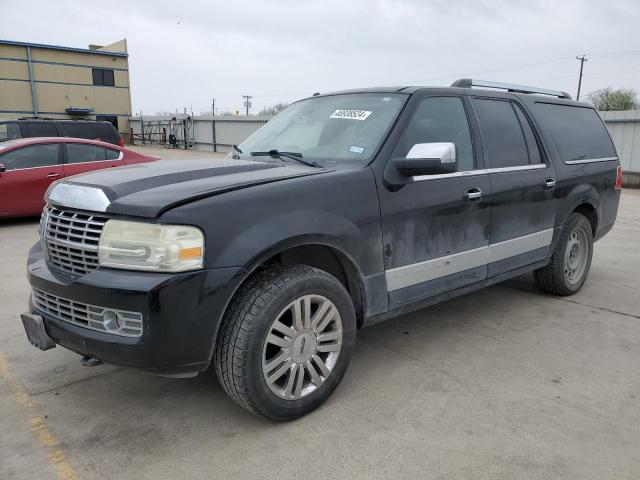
(413, 163, 547, 182)
(385, 228, 554, 291)
(47, 182, 110, 212)
(564, 156, 618, 165)
(385, 245, 489, 292)
(487, 228, 553, 263)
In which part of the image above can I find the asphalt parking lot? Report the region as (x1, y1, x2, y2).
(1, 149, 639, 479)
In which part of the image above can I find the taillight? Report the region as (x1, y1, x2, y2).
(615, 166, 623, 190)
(118, 138, 125, 147)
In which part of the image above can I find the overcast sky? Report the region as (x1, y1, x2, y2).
(2, 0, 639, 115)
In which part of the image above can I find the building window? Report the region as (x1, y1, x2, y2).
(92, 68, 115, 87)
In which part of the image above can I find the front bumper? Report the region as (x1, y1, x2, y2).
(26, 242, 246, 375)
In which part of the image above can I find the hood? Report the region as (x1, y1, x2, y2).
(47, 158, 326, 217)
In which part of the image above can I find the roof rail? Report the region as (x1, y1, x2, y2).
(451, 78, 572, 100)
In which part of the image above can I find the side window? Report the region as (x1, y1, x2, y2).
(0, 144, 60, 170)
(393, 97, 475, 171)
(105, 148, 120, 160)
(532, 103, 616, 162)
(0, 123, 22, 142)
(513, 104, 542, 164)
(27, 122, 59, 138)
(60, 123, 96, 140)
(66, 144, 108, 163)
(475, 99, 529, 168)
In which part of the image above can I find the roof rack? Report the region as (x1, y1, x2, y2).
(451, 78, 572, 100)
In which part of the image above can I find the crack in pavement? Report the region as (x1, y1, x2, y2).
(29, 367, 123, 397)
(500, 284, 640, 320)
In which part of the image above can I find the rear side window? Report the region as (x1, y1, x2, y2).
(66, 144, 108, 163)
(60, 122, 97, 139)
(0, 144, 59, 170)
(27, 122, 59, 138)
(0, 123, 22, 142)
(105, 148, 120, 160)
(532, 103, 616, 162)
(475, 99, 530, 168)
(59, 122, 119, 144)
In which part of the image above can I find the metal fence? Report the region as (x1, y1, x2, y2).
(600, 111, 640, 181)
(129, 115, 272, 153)
(130, 111, 640, 181)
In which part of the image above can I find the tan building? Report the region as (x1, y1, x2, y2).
(0, 38, 132, 141)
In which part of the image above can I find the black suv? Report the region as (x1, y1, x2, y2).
(0, 119, 123, 146)
(22, 79, 621, 420)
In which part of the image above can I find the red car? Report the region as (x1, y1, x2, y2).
(0, 137, 159, 217)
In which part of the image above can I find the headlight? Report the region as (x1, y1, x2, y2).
(98, 220, 204, 272)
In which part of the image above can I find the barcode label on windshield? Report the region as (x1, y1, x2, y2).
(329, 109, 372, 121)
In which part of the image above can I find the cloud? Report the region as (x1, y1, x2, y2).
(1, 0, 638, 114)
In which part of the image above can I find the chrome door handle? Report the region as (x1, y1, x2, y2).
(464, 187, 483, 201)
(544, 178, 556, 189)
(46, 172, 61, 179)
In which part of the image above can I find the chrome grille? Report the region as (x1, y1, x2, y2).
(32, 288, 143, 337)
(41, 205, 108, 275)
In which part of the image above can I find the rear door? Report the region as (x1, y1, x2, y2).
(62, 143, 123, 178)
(0, 143, 64, 216)
(472, 97, 557, 276)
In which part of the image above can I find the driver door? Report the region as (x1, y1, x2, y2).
(376, 95, 492, 308)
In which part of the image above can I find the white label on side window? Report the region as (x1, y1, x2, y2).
(329, 109, 372, 121)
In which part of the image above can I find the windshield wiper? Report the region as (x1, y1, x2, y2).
(250, 150, 321, 168)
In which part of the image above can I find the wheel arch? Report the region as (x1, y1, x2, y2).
(560, 183, 600, 236)
(223, 236, 367, 330)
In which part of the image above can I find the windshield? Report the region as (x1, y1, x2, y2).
(235, 93, 406, 167)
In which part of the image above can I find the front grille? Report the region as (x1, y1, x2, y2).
(32, 288, 143, 337)
(41, 205, 108, 275)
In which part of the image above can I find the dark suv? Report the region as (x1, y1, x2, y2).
(22, 79, 621, 420)
(0, 119, 123, 146)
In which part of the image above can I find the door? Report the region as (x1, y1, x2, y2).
(377, 95, 492, 308)
(472, 97, 558, 276)
(0, 143, 64, 216)
(62, 143, 123, 178)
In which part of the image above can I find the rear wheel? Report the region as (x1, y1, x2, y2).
(214, 265, 356, 420)
(534, 212, 593, 295)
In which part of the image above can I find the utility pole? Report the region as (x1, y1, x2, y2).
(576, 55, 588, 101)
(211, 97, 217, 152)
(242, 95, 253, 116)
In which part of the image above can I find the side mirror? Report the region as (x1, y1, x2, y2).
(394, 142, 457, 176)
(0, 163, 6, 173)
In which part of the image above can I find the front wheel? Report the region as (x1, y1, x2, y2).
(214, 265, 356, 420)
(534, 212, 594, 296)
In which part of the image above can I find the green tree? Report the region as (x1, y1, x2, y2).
(587, 87, 639, 111)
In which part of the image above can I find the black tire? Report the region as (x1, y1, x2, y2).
(214, 264, 356, 421)
(534, 212, 593, 296)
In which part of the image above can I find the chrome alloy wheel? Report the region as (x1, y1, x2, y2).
(262, 294, 343, 400)
(564, 225, 590, 284)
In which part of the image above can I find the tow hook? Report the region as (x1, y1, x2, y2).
(80, 355, 103, 367)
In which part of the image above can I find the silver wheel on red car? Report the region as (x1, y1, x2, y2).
(214, 265, 356, 421)
(262, 294, 343, 400)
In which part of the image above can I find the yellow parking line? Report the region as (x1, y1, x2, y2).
(0, 351, 79, 480)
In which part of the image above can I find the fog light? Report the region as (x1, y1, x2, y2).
(102, 310, 122, 332)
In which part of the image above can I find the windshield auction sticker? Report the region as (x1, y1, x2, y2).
(329, 109, 372, 120)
